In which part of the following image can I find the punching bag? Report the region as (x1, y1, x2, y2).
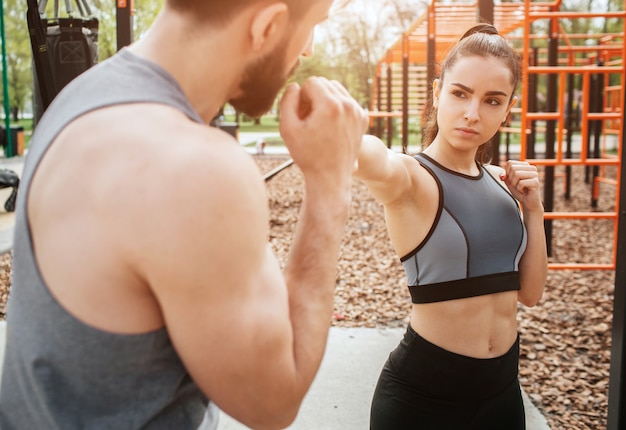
(28, 0, 98, 125)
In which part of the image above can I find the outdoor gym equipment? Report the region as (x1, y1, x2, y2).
(0, 169, 19, 212)
(27, 0, 98, 123)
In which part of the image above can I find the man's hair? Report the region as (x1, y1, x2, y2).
(167, 0, 309, 26)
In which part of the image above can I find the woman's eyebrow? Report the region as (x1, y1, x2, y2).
(485, 90, 509, 97)
(450, 83, 508, 98)
(450, 82, 473, 93)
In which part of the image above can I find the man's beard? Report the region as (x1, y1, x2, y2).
(229, 39, 296, 118)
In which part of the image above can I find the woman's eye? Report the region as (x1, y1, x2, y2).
(452, 90, 466, 98)
(486, 98, 501, 106)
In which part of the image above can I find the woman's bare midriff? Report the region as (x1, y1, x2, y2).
(409, 290, 519, 359)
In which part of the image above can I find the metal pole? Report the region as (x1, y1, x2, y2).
(543, 18, 558, 257)
(263, 159, 294, 182)
(0, 0, 12, 156)
(424, 5, 435, 145)
(116, 0, 133, 51)
(402, 35, 409, 154)
(527, 48, 537, 159)
(386, 62, 392, 149)
(479, 0, 499, 165)
(376, 74, 382, 138)
(607, 71, 626, 430)
(478, 0, 494, 24)
(591, 62, 604, 208)
(565, 73, 574, 200)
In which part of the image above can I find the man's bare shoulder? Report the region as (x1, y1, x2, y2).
(59, 103, 265, 198)
(105, 104, 257, 172)
(28, 103, 272, 333)
(106, 104, 267, 216)
(42, 102, 269, 246)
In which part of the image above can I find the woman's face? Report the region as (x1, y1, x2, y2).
(433, 55, 516, 154)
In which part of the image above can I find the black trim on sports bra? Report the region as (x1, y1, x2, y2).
(409, 271, 521, 304)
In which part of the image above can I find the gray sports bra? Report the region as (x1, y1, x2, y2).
(401, 153, 527, 304)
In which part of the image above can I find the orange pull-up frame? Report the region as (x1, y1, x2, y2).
(516, 1, 625, 271)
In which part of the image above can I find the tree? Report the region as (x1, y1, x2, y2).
(88, 0, 161, 60)
(1, 0, 33, 120)
(311, 0, 425, 106)
(132, 0, 161, 40)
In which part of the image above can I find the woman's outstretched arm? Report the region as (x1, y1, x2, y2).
(354, 135, 415, 204)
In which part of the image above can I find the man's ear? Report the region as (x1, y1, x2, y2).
(249, 2, 289, 52)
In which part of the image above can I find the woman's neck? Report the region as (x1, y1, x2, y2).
(422, 141, 479, 176)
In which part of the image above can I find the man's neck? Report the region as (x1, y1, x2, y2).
(128, 11, 245, 123)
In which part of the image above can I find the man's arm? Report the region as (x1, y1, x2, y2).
(131, 78, 368, 429)
(277, 78, 368, 401)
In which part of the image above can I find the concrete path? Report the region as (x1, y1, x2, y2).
(216, 327, 551, 430)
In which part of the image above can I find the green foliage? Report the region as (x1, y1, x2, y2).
(313, 0, 424, 107)
(0, 0, 163, 120)
(132, 0, 162, 39)
(89, 0, 161, 61)
(559, 0, 623, 39)
(1, 0, 32, 119)
(88, 0, 117, 60)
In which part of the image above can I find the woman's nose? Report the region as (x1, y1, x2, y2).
(463, 102, 479, 122)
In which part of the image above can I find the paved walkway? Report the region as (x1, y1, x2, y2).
(0, 143, 551, 429)
(217, 327, 551, 430)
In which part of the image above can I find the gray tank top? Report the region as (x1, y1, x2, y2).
(401, 153, 527, 303)
(0, 49, 213, 429)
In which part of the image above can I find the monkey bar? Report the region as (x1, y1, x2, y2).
(516, 5, 624, 274)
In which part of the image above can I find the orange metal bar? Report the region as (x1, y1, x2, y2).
(525, 112, 562, 120)
(613, 25, 626, 269)
(520, 0, 531, 162)
(596, 177, 618, 186)
(529, 66, 623, 73)
(588, 113, 623, 120)
(528, 159, 619, 166)
(549, 263, 615, 270)
(580, 73, 590, 163)
(557, 72, 565, 162)
(544, 212, 617, 219)
(526, 113, 619, 121)
(368, 112, 403, 118)
(530, 11, 625, 19)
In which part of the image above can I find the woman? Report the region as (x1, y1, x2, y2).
(355, 24, 548, 429)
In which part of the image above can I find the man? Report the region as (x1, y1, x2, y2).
(0, 0, 369, 428)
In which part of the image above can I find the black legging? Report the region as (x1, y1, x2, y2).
(370, 325, 525, 430)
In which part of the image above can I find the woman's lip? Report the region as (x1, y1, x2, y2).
(456, 127, 478, 136)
